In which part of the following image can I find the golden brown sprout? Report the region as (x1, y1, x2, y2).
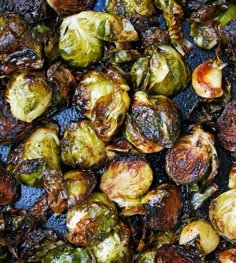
(179, 219, 220, 255)
(219, 248, 236, 263)
(229, 163, 236, 189)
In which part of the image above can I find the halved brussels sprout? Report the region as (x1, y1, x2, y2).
(61, 120, 106, 169)
(100, 154, 153, 208)
(6, 71, 52, 122)
(218, 248, 236, 263)
(209, 189, 236, 243)
(142, 184, 183, 231)
(125, 91, 181, 153)
(192, 58, 226, 99)
(59, 11, 138, 68)
(73, 69, 130, 142)
(92, 222, 133, 263)
(166, 126, 219, 185)
(64, 170, 97, 208)
(179, 219, 220, 255)
(7, 125, 60, 186)
(66, 192, 118, 246)
(47, 0, 95, 17)
(131, 45, 190, 97)
(217, 100, 236, 152)
(42, 244, 95, 263)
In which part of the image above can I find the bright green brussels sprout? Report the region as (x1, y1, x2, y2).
(131, 45, 190, 96)
(166, 126, 219, 185)
(66, 192, 118, 246)
(100, 154, 153, 208)
(64, 170, 97, 208)
(125, 91, 181, 153)
(92, 221, 133, 263)
(60, 120, 106, 169)
(209, 189, 236, 243)
(42, 244, 95, 263)
(59, 11, 138, 68)
(73, 69, 130, 142)
(7, 125, 60, 186)
(6, 71, 52, 122)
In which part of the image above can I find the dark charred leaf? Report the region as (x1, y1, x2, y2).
(29, 194, 51, 221)
(141, 27, 170, 47)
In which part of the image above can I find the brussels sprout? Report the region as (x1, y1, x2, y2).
(154, 0, 193, 56)
(135, 249, 157, 263)
(100, 154, 153, 207)
(73, 69, 130, 142)
(42, 244, 95, 263)
(142, 184, 183, 231)
(61, 120, 106, 169)
(218, 248, 236, 263)
(125, 91, 181, 153)
(92, 222, 133, 263)
(106, 0, 156, 18)
(66, 192, 118, 246)
(141, 27, 170, 48)
(229, 163, 236, 189)
(47, 0, 95, 17)
(0, 165, 18, 205)
(179, 219, 220, 255)
(7, 125, 61, 186)
(192, 58, 226, 99)
(59, 11, 138, 68)
(217, 100, 236, 152)
(64, 170, 97, 208)
(0, 0, 47, 24)
(6, 71, 52, 122)
(0, 13, 43, 74)
(166, 126, 219, 185)
(131, 45, 190, 97)
(209, 189, 236, 243)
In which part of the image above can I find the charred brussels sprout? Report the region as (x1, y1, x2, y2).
(7, 125, 60, 186)
(218, 248, 236, 263)
(73, 69, 130, 142)
(142, 184, 183, 231)
(166, 126, 218, 185)
(66, 192, 118, 246)
(42, 244, 95, 263)
(61, 120, 106, 169)
(100, 154, 153, 208)
(209, 189, 236, 243)
(179, 220, 220, 255)
(64, 170, 97, 208)
(125, 91, 181, 153)
(47, 0, 95, 17)
(131, 45, 190, 97)
(217, 100, 236, 152)
(59, 11, 138, 68)
(6, 71, 52, 122)
(92, 221, 133, 263)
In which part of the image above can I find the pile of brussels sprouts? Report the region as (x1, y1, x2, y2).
(0, 0, 236, 262)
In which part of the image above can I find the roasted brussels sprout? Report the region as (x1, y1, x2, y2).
(131, 45, 190, 97)
(73, 69, 130, 141)
(229, 163, 236, 189)
(125, 92, 181, 153)
(209, 189, 236, 243)
(7, 125, 61, 186)
(166, 126, 219, 185)
(47, 0, 95, 17)
(0, 165, 18, 205)
(92, 221, 133, 263)
(218, 248, 236, 263)
(179, 219, 220, 255)
(142, 184, 183, 231)
(100, 155, 153, 207)
(59, 11, 138, 68)
(61, 120, 106, 169)
(42, 244, 95, 263)
(0, 13, 43, 74)
(217, 100, 236, 152)
(64, 170, 97, 208)
(6, 71, 52, 122)
(192, 58, 226, 99)
(135, 249, 157, 263)
(66, 192, 118, 246)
